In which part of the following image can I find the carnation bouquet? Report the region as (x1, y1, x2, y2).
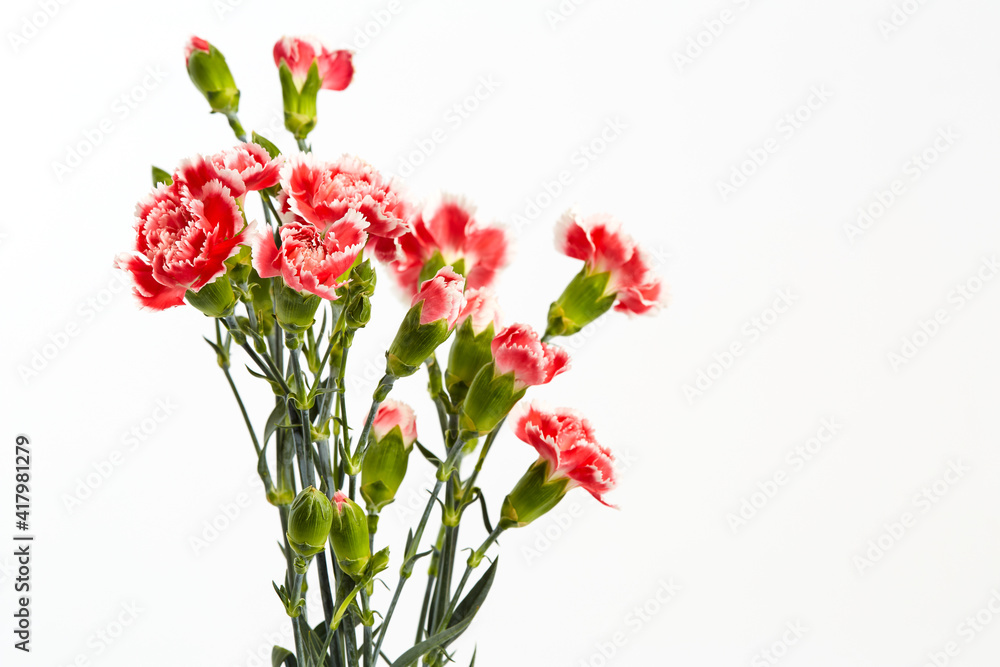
(115, 35, 664, 667)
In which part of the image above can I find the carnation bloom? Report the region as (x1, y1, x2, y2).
(412, 266, 466, 328)
(492, 324, 570, 391)
(115, 180, 249, 310)
(176, 142, 282, 200)
(281, 154, 409, 240)
(455, 287, 502, 336)
(273, 36, 354, 91)
(371, 400, 417, 448)
(253, 210, 368, 300)
(371, 195, 511, 297)
(184, 36, 211, 65)
(555, 210, 663, 315)
(511, 401, 616, 506)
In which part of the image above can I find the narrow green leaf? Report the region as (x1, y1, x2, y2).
(264, 402, 287, 445)
(448, 558, 498, 631)
(271, 645, 296, 667)
(388, 615, 475, 667)
(415, 441, 442, 467)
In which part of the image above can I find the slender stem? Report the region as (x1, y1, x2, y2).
(297, 137, 310, 152)
(462, 419, 505, 498)
(415, 567, 436, 645)
(225, 112, 247, 142)
(371, 435, 467, 660)
(221, 364, 262, 455)
(354, 375, 396, 458)
(279, 507, 305, 660)
(434, 526, 505, 634)
(361, 589, 374, 667)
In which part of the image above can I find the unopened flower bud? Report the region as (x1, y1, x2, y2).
(185, 36, 241, 117)
(330, 491, 371, 578)
(346, 294, 372, 330)
(286, 486, 333, 557)
(545, 268, 616, 338)
(361, 401, 417, 512)
(446, 288, 501, 404)
(386, 267, 465, 377)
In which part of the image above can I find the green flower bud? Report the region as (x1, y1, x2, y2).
(346, 294, 372, 330)
(360, 400, 417, 512)
(445, 288, 500, 404)
(330, 492, 371, 578)
(273, 280, 321, 335)
(226, 246, 253, 287)
(385, 267, 465, 377)
(499, 460, 572, 529)
(246, 268, 275, 336)
(286, 486, 334, 557)
(544, 268, 616, 338)
(185, 275, 237, 318)
(350, 259, 377, 297)
(185, 37, 241, 116)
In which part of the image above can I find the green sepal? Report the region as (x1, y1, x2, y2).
(499, 460, 571, 529)
(330, 495, 372, 579)
(446, 318, 495, 405)
(273, 279, 321, 335)
(545, 268, 616, 338)
(386, 304, 453, 377)
(286, 487, 333, 557)
(460, 363, 524, 436)
(185, 275, 237, 318)
(278, 61, 322, 140)
(151, 166, 172, 187)
(360, 430, 412, 512)
(186, 43, 240, 115)
(418, 253, 466, 287)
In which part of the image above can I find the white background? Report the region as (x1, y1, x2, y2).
(2, 0, 1000, 665)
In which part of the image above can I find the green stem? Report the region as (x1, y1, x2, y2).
(226, 111, 247, 142)
(370, 435, 468, 660)
(461, 419, 505, 499)
(434, 526, 504, 635)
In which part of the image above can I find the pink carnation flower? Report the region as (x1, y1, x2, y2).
(555, 210, 664, 315)
(273, 36, 354, 91)
(411, 267, 466, 328)
(176, 142, 282, 200)
(371, 195, 510, 297)
(281, 154, 409, 240)
(492, 324, 570, 391)
(512, 401, 616, 506)
(184, 36, 211, 65)
(371, 399, 418, 448)
(115, 181, 249, 310)
(253, 210, 368, 300)
(455, 287, 502, 336)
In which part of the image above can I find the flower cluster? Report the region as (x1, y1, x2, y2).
(118, 32, 669, 667)
(114, 142, 279, 313)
